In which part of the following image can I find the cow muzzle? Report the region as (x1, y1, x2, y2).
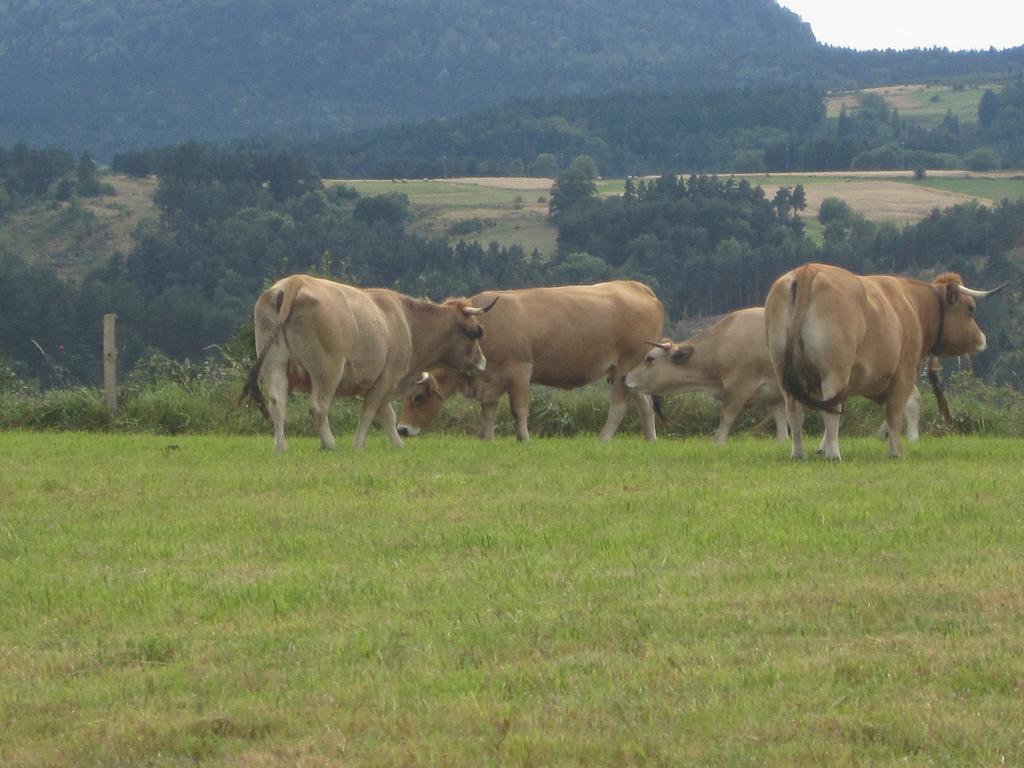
(397, 424, 420, 437)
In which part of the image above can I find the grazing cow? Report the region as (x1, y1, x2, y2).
(397, 281, 664, 442)
(624, 307, 921, 444)
(239, 274, 495, 452)
(765, 262, 1004, 460)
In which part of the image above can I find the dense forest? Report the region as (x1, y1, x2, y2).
(1, 0, 1022, 158)
(2, 143, 1022, 390)
(220, 80, 1023, 177)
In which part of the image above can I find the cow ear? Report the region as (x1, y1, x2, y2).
(946, 283, 961, 306)
(671, 345, 694, 364)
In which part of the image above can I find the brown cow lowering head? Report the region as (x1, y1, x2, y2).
(400, 366, 488, 436)
(624, 338, 698, 394)
(930, 272, 1006, 356)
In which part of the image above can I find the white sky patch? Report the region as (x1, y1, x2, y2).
(778, 0, 1024, 51)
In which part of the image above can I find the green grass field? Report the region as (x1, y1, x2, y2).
(3, 431, 1024, 766)
(897, 176, 1024, 202)
(332, 179, 559, 257)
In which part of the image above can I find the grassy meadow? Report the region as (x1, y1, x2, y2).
(3, 429, 1024, 766)
(825, 83, 1002, 127)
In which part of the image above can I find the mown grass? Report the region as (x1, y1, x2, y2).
(898, 175, 1024, 202)
(2, 430, 1024, 766)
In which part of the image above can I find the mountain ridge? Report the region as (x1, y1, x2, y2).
(0, 0, 1020, 157)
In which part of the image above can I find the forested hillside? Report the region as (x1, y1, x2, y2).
(222, 80, 1024, 177)
(3, 143, 1022, 390)
(1, 0, 1021, 157)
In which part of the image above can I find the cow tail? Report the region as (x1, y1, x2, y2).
(238, 276, 304, 419)
(781, 266, 844, 415)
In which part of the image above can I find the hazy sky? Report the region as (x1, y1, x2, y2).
(778, 1, 1024, 51)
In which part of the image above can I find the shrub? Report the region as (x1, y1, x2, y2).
(448, 218, 489, 236)
(22, 388, 112, 431)
(1, 353, 1023, 440)
(964, 148, 1001, 172)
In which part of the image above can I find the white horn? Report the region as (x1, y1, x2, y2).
(960, 282, 1008, 299)
(415, 371, 431, 385)
(462, 296, 500, 315)
(645, 339, 672, 351)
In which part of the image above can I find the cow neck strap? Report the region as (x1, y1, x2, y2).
(930, 285, 946, 356)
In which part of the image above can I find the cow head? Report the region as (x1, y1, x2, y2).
(623, 338, 698, 395)
(931, 273, 1006, 356)
(397, 369, 464, 436)
(437, 297, 497, 376)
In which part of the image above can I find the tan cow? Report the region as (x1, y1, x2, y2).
(239, 274, 495, 452)
(765, 262, 1004, 460)
(624, 306, 921, 444)
(397, 281, 664, 442)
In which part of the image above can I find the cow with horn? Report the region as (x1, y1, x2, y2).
(239, 274, 496, 452)
(625, 306, 921, 445)
(397, 281, 663, 442)
(765, 262, 1005, 460)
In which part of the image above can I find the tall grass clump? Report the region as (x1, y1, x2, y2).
(419, 373, 1024, 440)
(2, 354, 1024, 439)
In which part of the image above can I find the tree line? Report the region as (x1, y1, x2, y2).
(2, 142, 1022, 389)
(143, 79, 1023, 180)
(5, 0, 1021, 158)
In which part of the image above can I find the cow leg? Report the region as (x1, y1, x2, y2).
(265, 364, 290, 453)
(875, 417, 891, 440)
(819, 375, 846, 461)
(507, 375, 531, 442)
(376, 402, 404, 447)
(309, 370, 344, 451)
(885, 397, 905, 458)
(786, 395, 806, 460)
(480, 399, 499, 440)
(714, 395, 745, 445)
(772, 402, 788, 441)
(632, 392, 658, 442)
(820, 412, 842, 461)
(353, 384, 392, 449)
(904, 387, 921, 442)
(598, 375, 631, 442)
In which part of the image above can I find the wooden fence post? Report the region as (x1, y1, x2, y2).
(103, 314, 118, 413)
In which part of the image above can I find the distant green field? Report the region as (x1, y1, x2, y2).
(336, 179, 545, 207)
(826, 83, 1002, 127)
(333, 178, 559, 256)
(4, 432, 1024, 767)
(898, 176, 1024, 202)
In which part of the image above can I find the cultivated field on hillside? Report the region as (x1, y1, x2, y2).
(0, 175, 157, 280)
(3, 432, 1024, 766)
(825, 83, 1002, 127)
(341, 173, 1024, 255)
(8, 172, 1022, 275)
